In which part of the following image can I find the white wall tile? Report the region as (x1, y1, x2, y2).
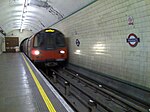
(52, 0, 150, 88)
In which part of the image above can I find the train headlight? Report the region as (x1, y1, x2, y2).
(34, 50, 40, 55)
(32, 50, 40, 55)
(60, 50, 65, 54)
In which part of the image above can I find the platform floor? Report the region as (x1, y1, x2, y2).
(0, 53, 74, 112)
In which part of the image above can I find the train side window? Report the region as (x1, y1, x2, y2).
(34, 35, 38, 47)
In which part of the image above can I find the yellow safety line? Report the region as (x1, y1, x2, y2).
(21, 54, 56, 112)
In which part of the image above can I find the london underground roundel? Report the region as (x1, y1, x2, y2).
(126, 33, 140, 47)
(76, 39, 80, 47)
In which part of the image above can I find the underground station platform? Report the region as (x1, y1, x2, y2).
(0, 53, 74, 112)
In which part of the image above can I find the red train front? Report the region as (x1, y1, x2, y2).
(21, 28, 68, 66)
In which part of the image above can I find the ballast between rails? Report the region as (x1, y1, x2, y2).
(62, 69, 148, 112)
(42, 67, 149, 112)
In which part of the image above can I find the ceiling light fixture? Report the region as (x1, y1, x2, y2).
(20, 0, 30, 32)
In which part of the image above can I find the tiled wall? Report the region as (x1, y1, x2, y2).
(52, 0, 150, 88)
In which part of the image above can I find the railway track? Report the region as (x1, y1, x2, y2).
(40, 67, 150, 112)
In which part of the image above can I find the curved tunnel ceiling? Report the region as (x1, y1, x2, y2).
(0, 0, 96, 34)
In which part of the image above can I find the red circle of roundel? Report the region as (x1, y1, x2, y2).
(127, 33, 140, 47)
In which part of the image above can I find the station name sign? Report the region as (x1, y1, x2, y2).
(127, 33, 140, 47)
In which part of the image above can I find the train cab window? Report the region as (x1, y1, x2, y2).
(56, 33, 65, 47)
(34, 34, 43, 47)
(46, 34, 54, 49)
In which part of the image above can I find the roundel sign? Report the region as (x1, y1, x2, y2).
(76, 39, 80, 47)
(126, 33, 140, 47)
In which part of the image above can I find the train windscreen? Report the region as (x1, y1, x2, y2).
(33, 33, 44, 48)
(46, 32, 65, 49)
(34, 30, 65, 49)
(46, 33, 55, 49)
(55, 33, 65, 47)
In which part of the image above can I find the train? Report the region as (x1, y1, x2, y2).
(20, 28, 68, 66)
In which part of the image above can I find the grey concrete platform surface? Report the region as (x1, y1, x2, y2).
(0, 53, 74, 112)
